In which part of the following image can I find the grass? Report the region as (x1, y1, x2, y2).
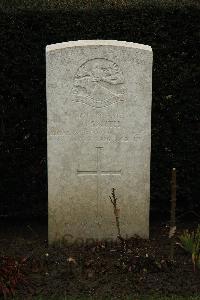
(1, 0, 200, 11)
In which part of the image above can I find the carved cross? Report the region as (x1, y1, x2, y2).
(77, 147, 121, 215)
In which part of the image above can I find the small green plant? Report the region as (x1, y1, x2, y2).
(0, 256, 28, 299)
(179, 225, 200, 272)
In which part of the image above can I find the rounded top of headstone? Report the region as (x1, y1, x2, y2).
(46, 40, 152, 52)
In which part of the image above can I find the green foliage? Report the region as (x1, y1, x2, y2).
(179, 225, 200, 271)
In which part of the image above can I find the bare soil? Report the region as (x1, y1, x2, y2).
(0, 219, 200, 299)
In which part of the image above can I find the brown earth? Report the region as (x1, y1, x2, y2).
(0, 219, 200, 299)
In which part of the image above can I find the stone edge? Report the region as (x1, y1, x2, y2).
(46, 40, 152, 52)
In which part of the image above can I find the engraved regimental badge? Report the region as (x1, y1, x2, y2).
(71, 58, 127, 108)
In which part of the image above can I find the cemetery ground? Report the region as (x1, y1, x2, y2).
(0, 218, 200, 299)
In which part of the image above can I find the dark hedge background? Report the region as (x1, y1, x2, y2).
(0, 6, 200, 218)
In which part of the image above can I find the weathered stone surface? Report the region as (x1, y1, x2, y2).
(46, 40, 153, 243)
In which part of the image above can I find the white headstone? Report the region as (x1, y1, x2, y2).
(46, 40, 153, 243)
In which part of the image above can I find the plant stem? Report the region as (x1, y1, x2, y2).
(110, 188, 121, 239)
(170, 167, 177, 260)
